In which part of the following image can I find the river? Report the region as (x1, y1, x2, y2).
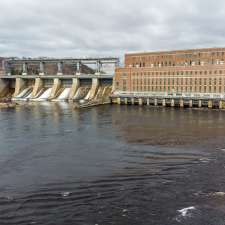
(1, 103, 225, 225)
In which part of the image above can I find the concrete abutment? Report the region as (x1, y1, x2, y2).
(112, 96, 225, 110)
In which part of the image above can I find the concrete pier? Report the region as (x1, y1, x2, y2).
(89, 78, 99, 100)
(0, 79, 9, 97)
(50, 78, 61, 99)
(112, 95, 225, 110)
(69, 78, 80, 100)
(208, 100, 213, 108)
(57, 62, 63, 75)
(171, 99, 175, 107)
(179, 99, 184, 108)
(219, 100, 223, 109)
(13, 78, 26, 97)
(39, 62, 45, 76)
(32, 78, 43, 97)
(138, 98, 143, 105)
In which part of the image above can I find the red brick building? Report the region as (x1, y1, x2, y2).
(114, 48, 225, 94)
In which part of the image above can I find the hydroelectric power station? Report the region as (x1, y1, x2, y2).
(2, 47, 225, 109)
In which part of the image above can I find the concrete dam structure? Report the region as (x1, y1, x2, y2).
(0, 57, 119, 106)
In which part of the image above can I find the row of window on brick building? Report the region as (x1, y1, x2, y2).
(130, 77, 224, 92)
(131, 51, 225, 61)
(129, 51, 225, 68)
(118, 79, 225, 93)
(130, 70, 225, 76)
(131, 77, 223, 86)
(131, 85, 224, 93)
(131, 60, 225, 68)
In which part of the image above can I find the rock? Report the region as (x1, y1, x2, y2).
(0, 102, 16, 109)
(211, 192, 225, 197)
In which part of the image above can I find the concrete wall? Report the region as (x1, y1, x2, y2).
(32, 78, 43, 97)
(69, 78, 80, 100)
(0, 79, 9, 97)
(89, 78, 99, 100)
(49, 78, 61, 99)
(13, 78, 26, 97)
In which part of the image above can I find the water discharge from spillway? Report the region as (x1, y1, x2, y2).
(95, 85, 111, 100)
(9, 83, 112, 104)
(33, 88, 52, 101)
(74, 86, 91, 100)
(56, 88, 71, 101)
(12, 87, 33, 101)
(93, 85, 112, 102)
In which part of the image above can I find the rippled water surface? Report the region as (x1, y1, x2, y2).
(1, 103, 225, 225)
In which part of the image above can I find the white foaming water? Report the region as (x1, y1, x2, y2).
(34, 88, 52, 101)
(178, 206, 195, 217)
(24, 91, 33, 99)
(16, 88, 31, 98)
(12, 88, 32, 101)
(61, 192, 71, 197)
(57, 88, 70, 101)
(84, 89, 91, 100)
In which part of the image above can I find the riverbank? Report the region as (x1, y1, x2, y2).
(0, 98, 17, 109)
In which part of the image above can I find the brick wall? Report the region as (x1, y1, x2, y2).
(114, 48, 225, 94)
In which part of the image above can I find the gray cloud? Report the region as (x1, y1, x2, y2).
(0, 0, 225, 58)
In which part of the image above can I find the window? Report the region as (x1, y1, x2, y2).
(122, 80, 126, 91)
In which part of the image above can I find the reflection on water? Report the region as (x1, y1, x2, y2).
(1, 104, 225, 225)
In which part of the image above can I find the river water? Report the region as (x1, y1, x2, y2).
(1, 103, 225, 225)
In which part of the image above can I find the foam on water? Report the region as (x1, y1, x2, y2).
(178, 206, 196, 217)
(61, 192, 71, 197)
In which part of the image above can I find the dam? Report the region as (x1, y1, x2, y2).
(0, 57, 119, 105)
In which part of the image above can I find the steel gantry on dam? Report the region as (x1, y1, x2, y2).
(2, 57, 119, 76)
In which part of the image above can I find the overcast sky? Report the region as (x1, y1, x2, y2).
(0, 0, 225, 58)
